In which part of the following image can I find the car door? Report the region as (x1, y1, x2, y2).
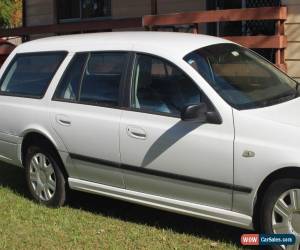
(120, 53, 234, 209)
(50, 52, 130, 188)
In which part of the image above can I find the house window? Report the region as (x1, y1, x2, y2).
(58, 0, 111, 22)
(58, 0, 80, 20)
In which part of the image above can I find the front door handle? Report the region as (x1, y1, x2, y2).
(56, 114, 72, 126)
(126, 126, 147, 140)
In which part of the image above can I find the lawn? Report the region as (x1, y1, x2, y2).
(0, 162, 253, 250)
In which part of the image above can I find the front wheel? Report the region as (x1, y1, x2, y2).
(260, 178, 300, 250)
(25, 145, 66, 207)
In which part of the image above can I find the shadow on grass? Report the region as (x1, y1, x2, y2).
(0, 162, 254, 249)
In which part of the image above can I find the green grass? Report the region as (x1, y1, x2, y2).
(0, 163, 253, 250)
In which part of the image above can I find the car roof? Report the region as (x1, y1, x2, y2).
(14, 31, 232, 58)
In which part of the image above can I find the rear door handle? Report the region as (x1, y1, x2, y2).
(126, 126, 147, 140)
(56, 114, 72, 126)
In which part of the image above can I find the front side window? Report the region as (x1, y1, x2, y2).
(0, 52, 66, 98)
(184, 43, 298, 110)
(131, 54, 205, 116)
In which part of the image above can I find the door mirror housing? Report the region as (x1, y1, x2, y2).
(181, 103, 222, 124)
(181, 103, 208, 122)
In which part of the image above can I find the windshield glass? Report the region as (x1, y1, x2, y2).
(184, 43, 299, 110)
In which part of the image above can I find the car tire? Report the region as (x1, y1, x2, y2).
(25, 144, 66, 207)
(259, 178, 300, 250)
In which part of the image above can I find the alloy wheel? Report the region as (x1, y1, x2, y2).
(29, 153, 56, 201)
(272, 189, 300, 250)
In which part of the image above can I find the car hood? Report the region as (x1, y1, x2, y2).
(240, 97, 300, 128)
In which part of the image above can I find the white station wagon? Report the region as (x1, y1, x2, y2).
(0, 32, 299, 248)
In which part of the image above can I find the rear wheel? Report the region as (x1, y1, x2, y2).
(25, 145, 66, 207)
(260, 179, 300, 250)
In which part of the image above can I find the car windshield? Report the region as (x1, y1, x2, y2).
(184, 43, 299, 110)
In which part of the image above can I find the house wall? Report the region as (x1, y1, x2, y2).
(111, 0, 151, 17)
(25, 0, 56, 39)
(111, 0, 206, 31)
(283, 0, 300, 81)
(24, 1, 207, 33)
(158, 0, 205, 14)
(25, 0, 56, 26)
(24, 0, 206, 25)
(110, 0, 151, 31)
(111, 0, 205, 17)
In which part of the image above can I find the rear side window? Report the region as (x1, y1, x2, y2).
(0, 52, 67, 98)
(54, 52, 128, 107)
(80, 52, 127, 107)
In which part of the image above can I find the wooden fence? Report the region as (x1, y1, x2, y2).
(0, 6, 287, 70)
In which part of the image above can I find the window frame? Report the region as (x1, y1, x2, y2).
(0, 51, 68, 99)
(124, 52, 221, 119)
(52, 51, 131, 109)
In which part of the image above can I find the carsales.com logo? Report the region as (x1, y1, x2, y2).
(241, 234, 296, 246)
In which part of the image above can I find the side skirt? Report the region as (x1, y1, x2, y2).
(68, 178, 253, 230)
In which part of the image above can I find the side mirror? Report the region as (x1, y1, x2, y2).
(181, 103, 208, 122)
(181, 103, 222, 124)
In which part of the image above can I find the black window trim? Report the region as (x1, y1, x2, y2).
(0, 51, 68, 100)
(123, 51, 222, 122)
(52, 50, 131, 110)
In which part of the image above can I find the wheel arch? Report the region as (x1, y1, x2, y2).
(21, 130, 69, 179)
(252, 166, 300, 230)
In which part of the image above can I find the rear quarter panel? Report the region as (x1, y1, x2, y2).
(0, 52, 72, 166)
